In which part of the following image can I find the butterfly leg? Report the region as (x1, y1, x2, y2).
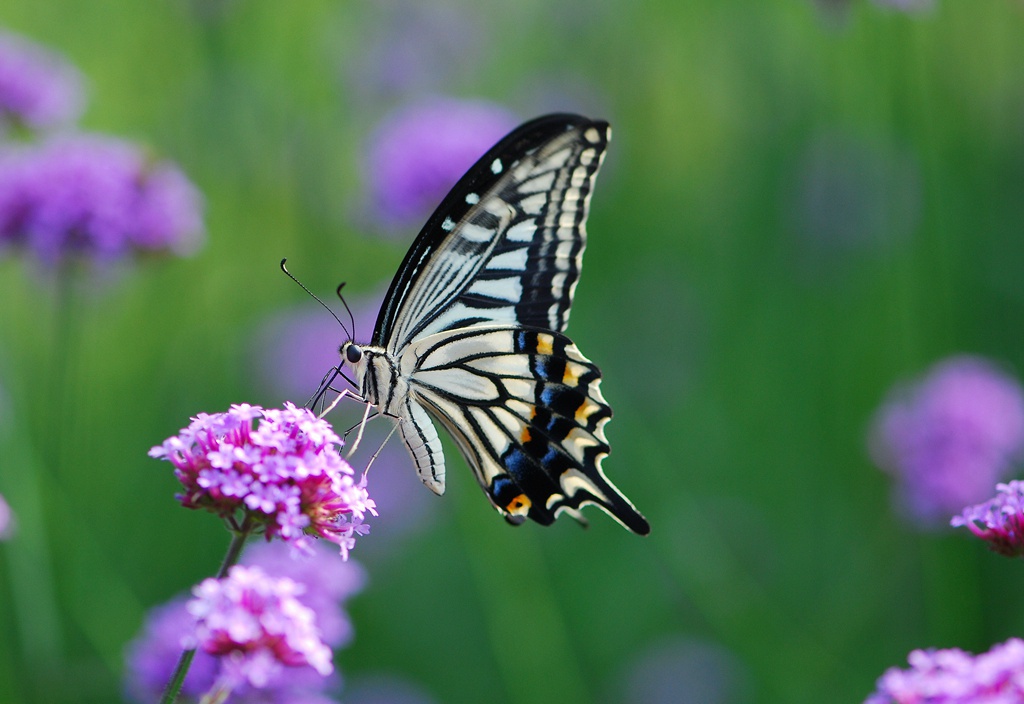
(338, 398, 374, 459)
(316, 387, 363, 418)
(361, 420, 401, 477)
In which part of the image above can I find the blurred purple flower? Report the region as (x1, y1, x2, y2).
(0, 492, 13, 540)
(789, 131, 920, 273)
(617, 636, 749, 704)
(871, 0, 934, 12)
(187, 565, 334, 690)
(362, 97, 518, 232)
(149, 403, 375, 557)
(125, 541, 361, 703)
(0, 134, 204, 264)
(0, 29, 84, 132)
(344, 0, 486, 106)
(183, 0, 242, 25)
(865, 638, 1024, 703)
(869, 356, 1024, 526)
(811, 0, 854, 27)
(951, 481, 1024, 558)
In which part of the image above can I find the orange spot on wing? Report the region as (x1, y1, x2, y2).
(506, 494, 532, 515)
(536, 333, 554, 356)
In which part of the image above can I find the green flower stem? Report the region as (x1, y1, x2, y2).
(159, 528, 250, 704)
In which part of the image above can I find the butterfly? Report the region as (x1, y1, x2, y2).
(340, 113, 649, 535)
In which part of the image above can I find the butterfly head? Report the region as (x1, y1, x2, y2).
(341, 341, 363, 366)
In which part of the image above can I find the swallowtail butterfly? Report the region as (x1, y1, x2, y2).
(341, 114, 649, 534)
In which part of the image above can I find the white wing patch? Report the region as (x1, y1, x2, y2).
(467, 276, 522, 303)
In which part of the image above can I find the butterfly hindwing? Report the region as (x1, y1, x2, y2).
(401, 326, 650, 535)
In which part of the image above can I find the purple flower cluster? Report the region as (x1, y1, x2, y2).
(869, 356, 1024, 526)
(951, 481, 1024, 557)
(149, 403, 375, 557)
(0, 29, 84, 131)
(125, 541, 364, 703)
(0, 134, 204, 263)
(362, 97, 518, 231)
(187, 565, 334, 689)
(865, 638, 1024, 703)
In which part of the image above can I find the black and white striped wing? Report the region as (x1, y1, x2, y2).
(372, 114, 608, 355)
(401, 326, 650, 535)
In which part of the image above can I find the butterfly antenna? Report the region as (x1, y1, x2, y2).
(336, 282, 358, 343)
(280, 259, 353, 340)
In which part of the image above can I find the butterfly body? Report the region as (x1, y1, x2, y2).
(343, 114, 649, 535)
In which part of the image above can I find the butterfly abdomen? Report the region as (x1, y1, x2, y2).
(353, 345, 449, 494)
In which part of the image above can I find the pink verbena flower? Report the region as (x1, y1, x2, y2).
(0, 29, 84, 132)
(186, 565, 333, 692)
(149, 403, 375, 557)
(0, 134, 204, 264)
(864, 638, 1024, 703)
(951, 481, 1024, 558)
(869, 356, 1024, 526)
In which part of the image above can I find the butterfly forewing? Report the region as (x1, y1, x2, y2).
(373, 115, 609, 354)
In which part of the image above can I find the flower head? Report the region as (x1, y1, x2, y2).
(187, 565, 334, 689)
(149, 403, 375, 557)
(865, 638, 1024, 703)
(125, 542, 362, 703)
(869, 356, 1024, 526)
(0, 134, 204, 264)
(951, 481, 1024, 557)
(0, 29, 84, 132)
(362, 97, 518, 232)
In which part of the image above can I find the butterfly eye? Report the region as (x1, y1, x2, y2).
(345, 344, 363, 364)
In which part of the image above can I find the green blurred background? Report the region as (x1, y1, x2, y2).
(2, 1, 1024, 702)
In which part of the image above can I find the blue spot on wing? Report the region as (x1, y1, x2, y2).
(504, 448, 532, 479)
